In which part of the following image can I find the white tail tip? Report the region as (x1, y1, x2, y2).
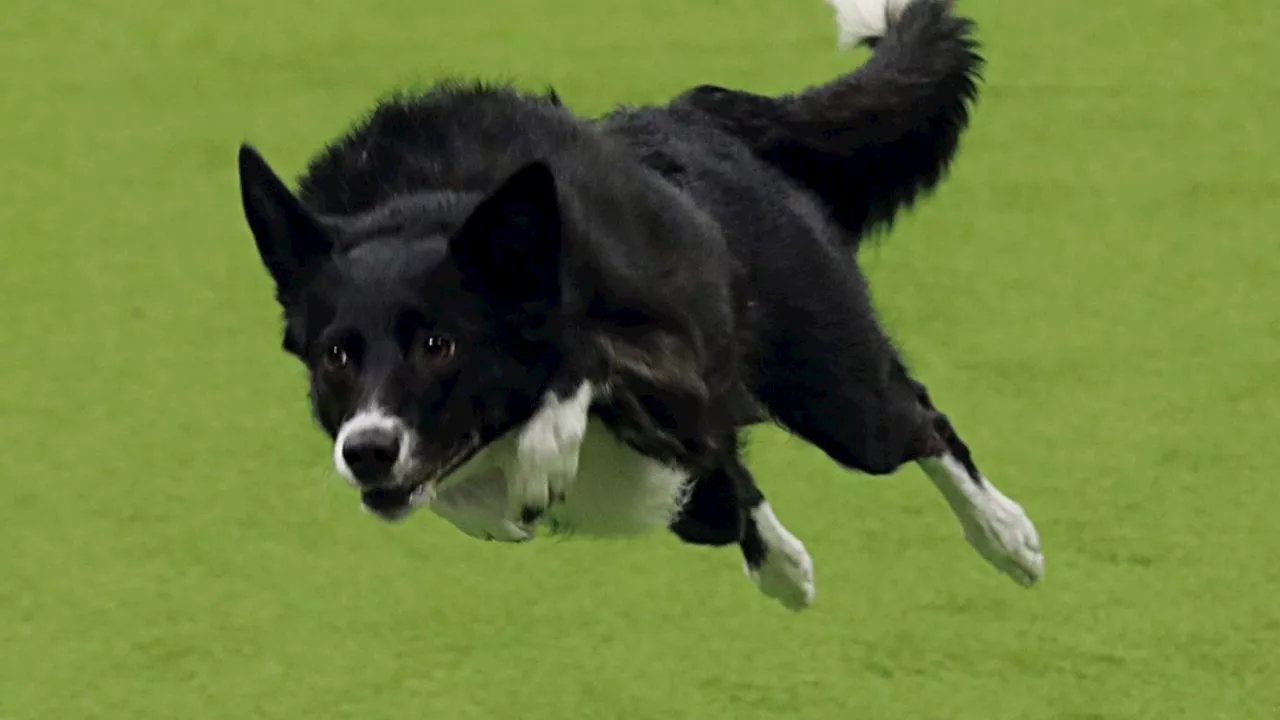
(825, 0, 916, 47)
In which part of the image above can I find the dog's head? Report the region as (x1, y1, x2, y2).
(238, 145, 566, 520)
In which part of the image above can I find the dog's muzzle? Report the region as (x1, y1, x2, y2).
(333, 409, 412, 488)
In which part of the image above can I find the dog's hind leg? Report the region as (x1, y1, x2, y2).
(755, 277, 1044, 586)
(670, 454, 815, 611)
(906, 373, 1044, 586)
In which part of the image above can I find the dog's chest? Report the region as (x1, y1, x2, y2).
(541, 419, 691, 536)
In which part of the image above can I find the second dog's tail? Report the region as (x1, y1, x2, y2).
(672, 0, 982, 247)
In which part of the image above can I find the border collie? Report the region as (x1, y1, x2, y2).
(237, 0, 1044, 611)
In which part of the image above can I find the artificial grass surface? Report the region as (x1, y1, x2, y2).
(2, 0, 1277, 717)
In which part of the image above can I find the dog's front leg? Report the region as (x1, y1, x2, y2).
(506, 382, 593, 528)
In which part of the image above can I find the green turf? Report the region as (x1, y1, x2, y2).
(3, 0, 1278, 717)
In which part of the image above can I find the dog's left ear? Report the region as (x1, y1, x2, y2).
(449, 161, 562, 302)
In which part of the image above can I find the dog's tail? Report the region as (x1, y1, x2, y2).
(672, 0, 982, 246)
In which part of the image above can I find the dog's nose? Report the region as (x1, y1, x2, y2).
(341, 427, 402, 485)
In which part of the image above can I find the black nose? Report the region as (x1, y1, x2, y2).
(342, 428, 402, 485)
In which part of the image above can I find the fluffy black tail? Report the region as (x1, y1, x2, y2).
(672, 0, 982, 246)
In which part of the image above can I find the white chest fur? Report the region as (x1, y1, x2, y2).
(540, 418, 692, 536)
(428, 416, 692, 540)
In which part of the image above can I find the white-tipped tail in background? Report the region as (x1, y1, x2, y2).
(825, 0, 917, 46)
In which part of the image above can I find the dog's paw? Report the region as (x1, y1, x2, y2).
(430, 470, 532, 543)
(746, 549, 815, 612)
(958, 484, 1044, 587)
(506, 385, 591, 526)
(920, 456, 1045, 588)
(744, 504, 816, 612)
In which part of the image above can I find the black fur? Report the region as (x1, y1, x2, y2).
(670, 0, 981, 242)
(239, 0, 989, 572)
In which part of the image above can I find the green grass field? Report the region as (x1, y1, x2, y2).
(3, 0, 1278, 717)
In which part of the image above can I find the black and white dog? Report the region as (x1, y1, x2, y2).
(238, 0, 1043, 611)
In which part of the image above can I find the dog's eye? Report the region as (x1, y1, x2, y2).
(417, 333, 456, 367)
(322, 345, 349, 372)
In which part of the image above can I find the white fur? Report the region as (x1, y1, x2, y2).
(422, 384, 690, 540)
(825, 0, 915, 47)
(427, 469, 531, 542)
(333, 406, 413, 486)
(918, 454, 1045, 586)
(744, 503, 816, 611)
(506, 383, 593, 522)
(540, 419, 691, 537)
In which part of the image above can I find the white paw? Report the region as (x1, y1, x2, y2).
(429, 470, 531, 543)
(957, 483, 1044, 587)
(920, 455, 1045, 588)
(745, 504, 816, 611)
(507, 384, 591, 526)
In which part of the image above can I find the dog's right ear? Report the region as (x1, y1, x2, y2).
(238, 144, 332, 300)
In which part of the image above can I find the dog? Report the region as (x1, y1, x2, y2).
(237, 0, 1044, 611)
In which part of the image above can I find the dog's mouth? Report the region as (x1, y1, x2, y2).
(360, 484, 429, 522)
(359, 436, 485, 522)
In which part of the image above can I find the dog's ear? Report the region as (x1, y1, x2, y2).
(449, 161, 562, 302)
(238, 144, 332, 300)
